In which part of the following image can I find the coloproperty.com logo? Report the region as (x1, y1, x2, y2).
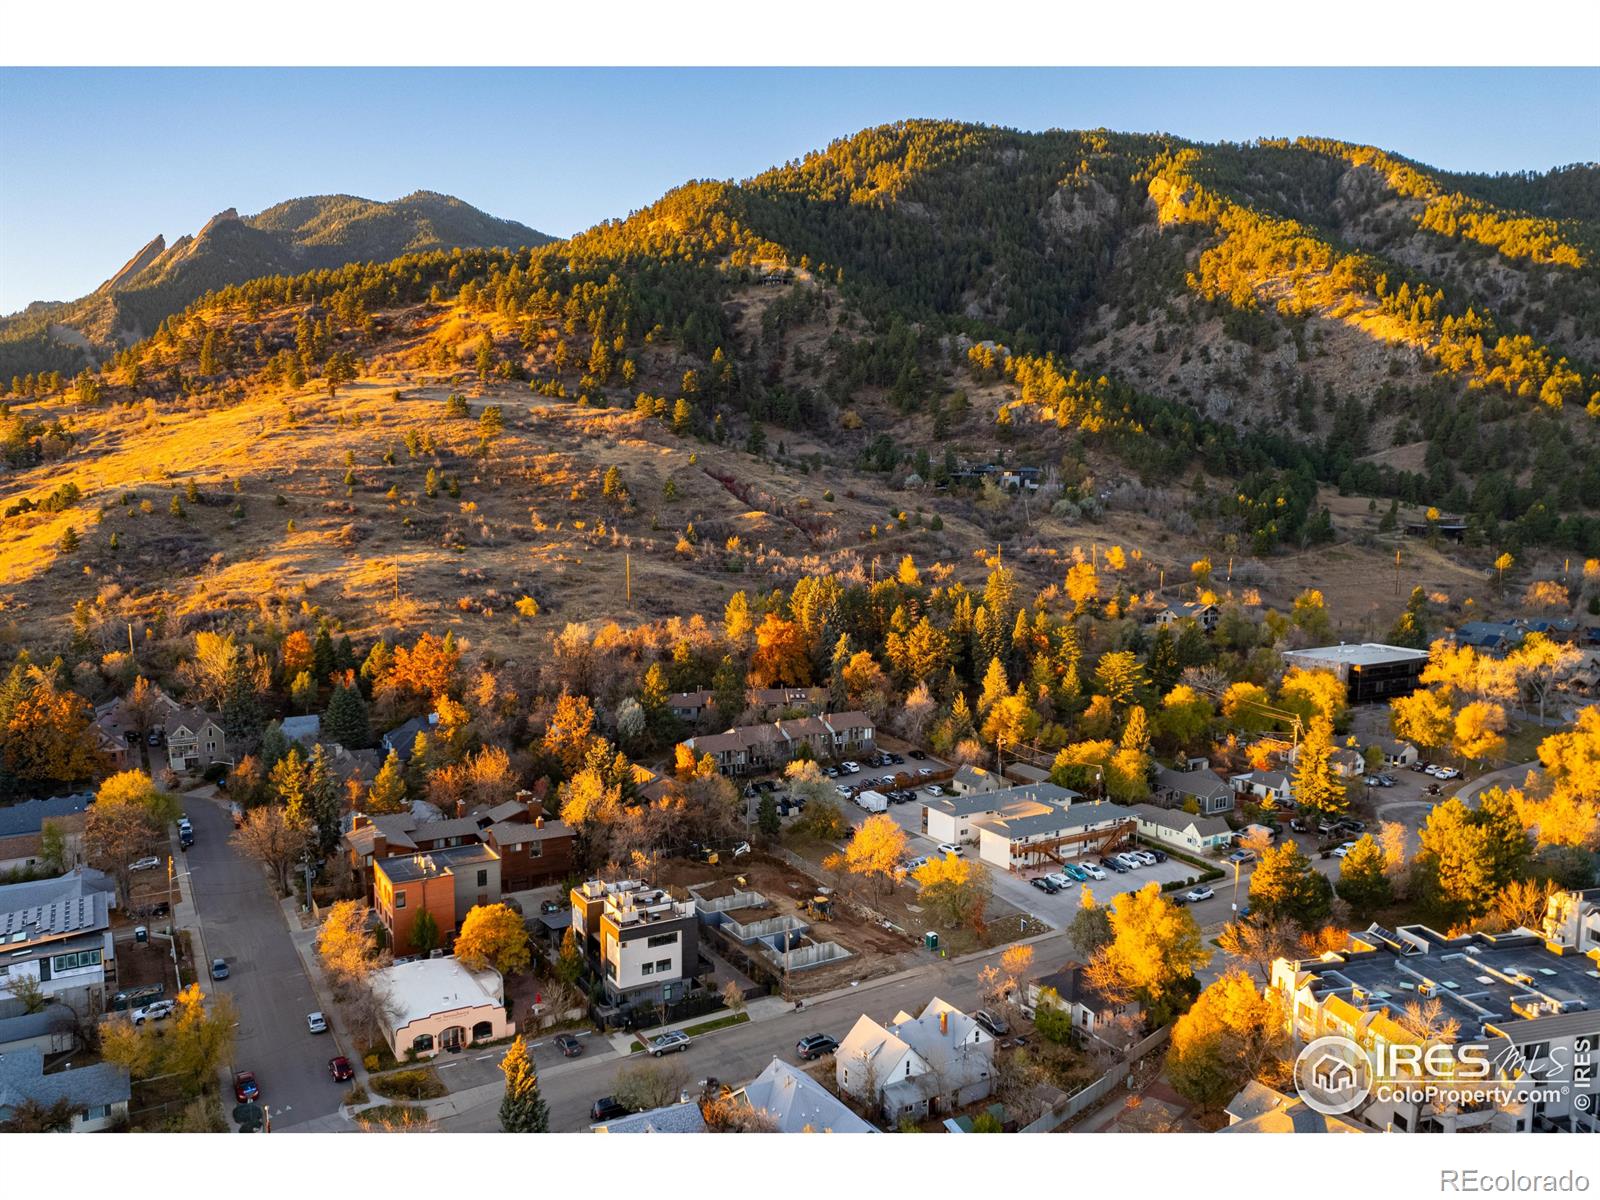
(1292, 1034, 1586, 1117)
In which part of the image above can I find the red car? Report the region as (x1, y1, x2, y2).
(233, 1071, 259, 1102)
(329, 1055, 355, 1082)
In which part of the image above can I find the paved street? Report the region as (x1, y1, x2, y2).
(182, 796, 348, 1129)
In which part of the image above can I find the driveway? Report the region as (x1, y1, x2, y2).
(182, 796, 347, 1129)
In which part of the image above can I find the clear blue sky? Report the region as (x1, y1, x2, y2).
(2, 67, 1595, 312)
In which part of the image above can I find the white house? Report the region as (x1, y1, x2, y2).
(948, 764, 1005, 796)
(0, 870, 117, 1010)
(836, 997, 994, 1123)
(972, 799, 1136, 871)
(1127, 803, 1233, 853)
(1023, 961, 1143, 1045)
(375, 957, 514, 1059)
(730, 1057, 878, 1132)
(1231, 770, 1292, 806)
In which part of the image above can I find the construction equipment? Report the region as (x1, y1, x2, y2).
(804, 895, 833, 921)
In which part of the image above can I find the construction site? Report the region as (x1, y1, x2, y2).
(653, 853, 921, 997)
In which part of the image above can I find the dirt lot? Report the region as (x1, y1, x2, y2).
(655, 852, 922, 995)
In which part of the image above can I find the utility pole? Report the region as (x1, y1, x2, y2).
(168, 856, 181, 989)
(1394, 547, 1401, 597)
(625, 554, 632, 605)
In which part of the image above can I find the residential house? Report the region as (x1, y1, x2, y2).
(93, 685, 180, 771)
(921, 782, 1076, 846)
(1280, 643, 1431, 702)
(0, 869, 118, 1011)
(948, 764, 1005, 796)
(1222, 1080, 1366, 1134)
(0, 1003, 79, 1057)
(380, 712, 439, 763)
(836, 997, 995, 1123)
(1449, 622, 1524, 657)
(1128, 803, 1233, 853)
(372, 844, 501, 956)
(570, 879, 699, 1006)
(1367, 737, 1418, 768)
(1153, 600, 1219, 633)
(727, 1057, 878, 1133)
(279, 714, 321, 746)
(1001, 761, 1052, 787)
(666, 690, 716, 723)
(1272, 923, 1600, 1132)
(0, 1047, 130, 1132)
(680, 711, 874, 777)
(1231, 770, 1292, 807)
(0, 794, 91, 875)
(374, 957, 513, 1059)
(1023, 961, 1143, 1046)
(1152, 763, 1235, 816)
(481, 811, 575, 892)
(591, 1100, 708, 1133)
(973, 798, 1136, 872)
(748, 686, 829, 718)
(1542, 888, 1600, 955)
(163, 708, 227, 774)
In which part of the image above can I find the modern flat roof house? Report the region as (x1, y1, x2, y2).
(1280, 643, 1431, 703)
(570, 879, 699, 1006)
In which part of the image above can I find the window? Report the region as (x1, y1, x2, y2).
(647, 932, 678, 948)
(412, 1034, 434, 1052)
(640, 962, 655, 976)
(477, 870, 488, 887)
(84, 1105, 109, 1121)
(51, 950, 102, 972)
(656, 959, 672, 971)
(528, 842, 542, 858)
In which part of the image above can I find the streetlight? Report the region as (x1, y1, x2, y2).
(1230, 858, 1243, 917)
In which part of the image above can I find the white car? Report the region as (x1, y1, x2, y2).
(925, 785, 945, 797)
(1182, 886, 1215, 903)
(131, 1000, 176, 1025)
(1114, 853, 1143, 870)
(936, 843, 963, 858)
(834, 784, 853, 797)
(841, 762, 860, 774)
(306, 1011, 328, 1034)
(1078, 863, 1106, 880)
(1332, 842, 1358, 858)
(1434, 767, 1461, 781)
(129, 856, 162, 872)
(1043, 872, 1072, 889)
(1130, 850, 1158, 866)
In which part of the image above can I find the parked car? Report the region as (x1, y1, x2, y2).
(1100, 857, 1128, 873)
(823, 766, 839, 778)
(131, 1000, 176, 1025)
(1183, 886, 1215, 903)
(1078, 862, 1106, 880)
(233, 1071, 259, 1102)
(1332, 842, 1358, 858)
(904, 855, 929, 872)
(835, 784, 853, 798)
(1114, 853, 1143, 870)
(1435, 767, 1461, 781)
(908, 749, 928, 760)
(210, 958, 229, 980)
(554, 1034, 584, 1058)
(540, 899, 566, 914)
(590, 1096, 630, 1122)
(1130, 850, 1158, 866)
(1376, 775, 1397, 787)
(1289, 818, 1309, 833)
(1363, 776, 1383, 787)
(328, 1056, 354, 1082)
(796, 1034, 839, 1061)
(1148, 850, 1168, 863)
(1043, 872, 1071, 890)
(1030, 876, 1059, 894)
(925, 784, 946, 797)
(129, 856, 162, 872)
(973, 1009, 1011, 1038)
(916, 767, 935, 777)
(1225, 849, 1256, 865)
(649, 1031, 692, 1057)
(1426, 783, 1443, 795)
(306, 1011, 328, 1034)
(1061, 863, 1088, 882)
(936, 842, 962, 857)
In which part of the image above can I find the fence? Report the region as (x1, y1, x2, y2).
(1018, 1025, 1172, 1133)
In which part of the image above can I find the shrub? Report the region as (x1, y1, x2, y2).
(369, 1067, 446, 1100)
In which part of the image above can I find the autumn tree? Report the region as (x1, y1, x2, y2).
(1216, 916, 1300, 983)
(1390, 687, 1453, 756)
(828, 813, 908, 895)
(612, 1060, 688, 1112)
(1453, 700, 1507, 768)
(913, 853, 991, 928)
(231, 804, 311, 896)
(749, 614, 811, 687)
(1414, 794, 1530, 922)
(454, 903, 531, 975)
(1166, 968, 1288, 1114)
(1085, 882, 1209, 1024)
(1067, 886, 1114, 958)
(316, 899, 382, 994)
(1511, 709, 1600, 848)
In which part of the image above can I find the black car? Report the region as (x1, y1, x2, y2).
(973, 1009, 1011, 1037)
(540, 899, 565, 914)
(796, 1034, 839, 1061)
(908, 750, 928, 760)
(1101, 857, 1128, 873)
(1030, 876, 1059, 894)
(591, 1096, 631, 1122)
(1148, 850, 1168, 863)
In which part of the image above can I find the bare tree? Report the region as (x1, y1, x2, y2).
(231, 806, 311, 896)
(1216, 916, 1299, 983)
(612, 1060, 689, 1112)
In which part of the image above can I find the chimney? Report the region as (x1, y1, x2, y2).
(535, 815, 544, 829)
(939, 1010, 949, 1036)
(353, 813, 371, 830)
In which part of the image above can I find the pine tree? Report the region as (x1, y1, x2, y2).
(323, 682, 371, 749)
(221, 654, 266, 753)
(304, 744, 341, 857)
(312, 624, 336, 680)
(498, 1036, 549, 1132)
(1291, 717, 1347, 819)
(365, 749, 407, 814)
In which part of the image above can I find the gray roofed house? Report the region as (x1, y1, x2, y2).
(1222, 1080, 1365, 1134)
(591, 1099, 708, 1133)
(0, 1003, 79, 1056)
(0, 1047, 130, 1132)
(729, 1057, 877, 1132)
(0, 794, 93, 840)
(1128, 802, 1234, 852)
(1025, 960, 1142, 1043)
(279, 714, 322, 745)
(950, 764, 1005, 795)
(381, 712, 439, 762)
(1152, 764, 1235, 815)
(837, 997, 994, 1123)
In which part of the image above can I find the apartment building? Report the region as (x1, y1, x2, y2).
(680, 711, 874, 777)
(373, 844, 501, 957)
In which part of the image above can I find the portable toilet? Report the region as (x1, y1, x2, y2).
(923, 931, 939, 952)
(134, 925, 148, 944)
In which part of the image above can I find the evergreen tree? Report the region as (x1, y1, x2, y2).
(312, 624, 336, 681)
(365, 749, 407, 814)
(1291, 717, 1347, 819)
(322, 682, 371, 749)
(1248, 842, 1334, 929)
(220, 654, 266, 754)
(304, 744, 341, 857)
(1335, 835, 1393, 918)
(498, 1036, 549, 1132)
